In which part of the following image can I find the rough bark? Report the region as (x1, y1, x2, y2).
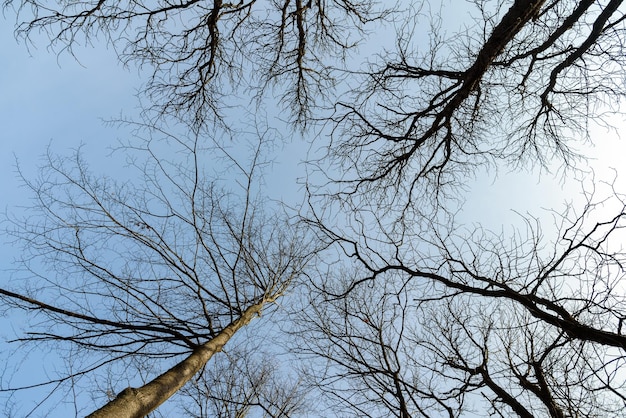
(86, 301, 265, 418)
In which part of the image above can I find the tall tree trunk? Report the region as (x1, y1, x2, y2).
(87, 301, 265, 418)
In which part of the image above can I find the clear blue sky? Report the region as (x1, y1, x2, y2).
(0, 18, 143, 195)
(2, 4, 626, 417)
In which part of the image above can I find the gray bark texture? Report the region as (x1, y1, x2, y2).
(86, 302, 264, 418)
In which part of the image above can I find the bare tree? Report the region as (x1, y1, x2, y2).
(293, 3, 626, 414)
(299, 180, 626, 416)
(319, 0, 626, 211)
(0, 126, 315, 417)
(4, 0, 391, 128)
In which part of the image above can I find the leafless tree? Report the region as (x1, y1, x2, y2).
(299, 179, 626, 416)
(4, 0, 391, 128)
(294, 3, 626, 414)
(0, 125, 315, 417)
(318, 0, 626, 212)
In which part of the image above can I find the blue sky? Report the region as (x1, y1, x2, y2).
(2, 5, 626, 417)
(0, 19, 143, 195)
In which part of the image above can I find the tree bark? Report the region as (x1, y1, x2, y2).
(87, 301, 265, 418)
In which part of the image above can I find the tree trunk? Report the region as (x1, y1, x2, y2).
(87, 301, 265, 418)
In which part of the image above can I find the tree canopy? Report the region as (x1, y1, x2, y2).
(2, 0, 626, 416)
